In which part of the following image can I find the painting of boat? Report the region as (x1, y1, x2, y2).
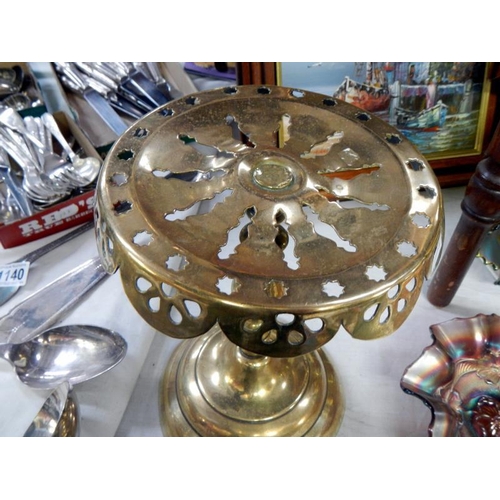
(333, 76, 390, 113)
(332, 62, 391, 113)
(396, 100, 448, 130)
(279, 62, 488, 157)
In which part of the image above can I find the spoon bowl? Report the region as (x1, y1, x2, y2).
(0, 66, 24, 96)
(72, 156, 101, 184)
(2, 93, 31, 111)
(0, 105, 44, 149)
(0, 324, 127, 390)
(40, 112, 101, 186)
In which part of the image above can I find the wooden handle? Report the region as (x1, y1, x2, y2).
(428, 141, 500, 307)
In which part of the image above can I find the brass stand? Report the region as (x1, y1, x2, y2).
(160, 325, 343, 436)
(96, 85, 443, 437)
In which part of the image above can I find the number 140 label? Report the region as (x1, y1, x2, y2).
(0, 262, 30, 287)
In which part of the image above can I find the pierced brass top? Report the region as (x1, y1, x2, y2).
(95, 85, 443, 357)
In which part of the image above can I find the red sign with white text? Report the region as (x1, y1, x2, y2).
(0, 190, 95, 249)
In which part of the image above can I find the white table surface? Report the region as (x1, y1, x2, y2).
(1, 185, 499, 437)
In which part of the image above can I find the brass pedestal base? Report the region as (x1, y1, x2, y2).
(159, 325, 344, 437)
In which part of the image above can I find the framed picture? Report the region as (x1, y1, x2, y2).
(277, 62, 491, 162)
(236, 62, 500, 187)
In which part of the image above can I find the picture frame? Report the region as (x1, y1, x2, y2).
(236, 62, 500, 187)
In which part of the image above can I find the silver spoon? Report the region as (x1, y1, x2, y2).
(24, 385, 79, 437)
(0, 66, 24, 96)
(0, 324, 127, 390)
(0, 107, 45, 166)
(2, 93, 31, 111)
(23, 382, 69, 437)
(11, 324, 124, 437)
(18, 322, 125, 437)
(0, 105, 44, 149)
(0, 129, 64, 202)
(41, 113, 101, 185)
(20, 116, 76, 194)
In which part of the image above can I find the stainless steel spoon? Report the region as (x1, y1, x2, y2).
(19, 323, 125, 437)
(0, 105, 44, 149)
(0, 324, 127, 390)
(23, 382, 69, 437)
(24, 385, 79, 437)
(0, 66, 24, 96)
(2, 93, 31, 111)
(41, 113, 101, 185)
(0, 128, 65, 202)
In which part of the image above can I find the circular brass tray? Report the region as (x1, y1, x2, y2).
(96, 85, 443, 357)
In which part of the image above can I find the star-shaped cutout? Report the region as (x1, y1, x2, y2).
(365, 265, 387, 282)
(216, 276, 241, 295)
(406, 158, 425, 171)
(417, 185, 437, 199)
(113, 200, 133, 215)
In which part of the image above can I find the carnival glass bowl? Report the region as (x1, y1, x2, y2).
(401, 314, 500, 437)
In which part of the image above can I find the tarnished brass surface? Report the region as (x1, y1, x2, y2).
(96, 85, 443, 358)
(159, 324, 344, 436)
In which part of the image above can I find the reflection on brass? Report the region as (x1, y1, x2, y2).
(54, 393, 79, 437)
(96, 85, 443, 436)
(318, 164, 381, 180)
(159, 325, 344, 436)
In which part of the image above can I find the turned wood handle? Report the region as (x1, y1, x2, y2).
(428, 122, 500, 307)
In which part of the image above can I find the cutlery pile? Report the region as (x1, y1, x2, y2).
(0, 106, 100, 223)
(54, 62, 174, 134)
